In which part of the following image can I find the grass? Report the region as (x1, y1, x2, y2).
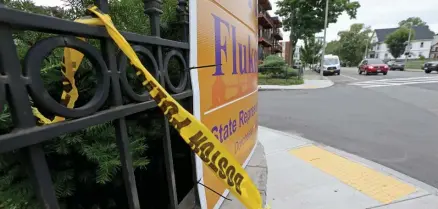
(258, 74, 304, 85)
(404, 59, 438, 69)
(405, 60, 426, 69)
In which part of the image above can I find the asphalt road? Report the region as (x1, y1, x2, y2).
(259, 67, 438, 188)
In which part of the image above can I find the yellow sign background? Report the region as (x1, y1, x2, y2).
(194, 0, 259, 208)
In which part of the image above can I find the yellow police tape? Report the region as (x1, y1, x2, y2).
(32, 5, 268, 209)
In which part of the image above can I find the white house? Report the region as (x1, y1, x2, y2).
(369, 26, 436, 60)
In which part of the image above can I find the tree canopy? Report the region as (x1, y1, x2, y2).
(300, 36, 323, 66)
(325, 24, 371, 66)
(385, 27, 415, 59)
(325, 40, 341, 55)
(275, 0, 360, 63)
(336, 23, 372, 66)
(398, 17, 427, 27)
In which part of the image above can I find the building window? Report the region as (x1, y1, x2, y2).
(377, 45, 380, 50)
(435, 47, 438, 52)
(420, 42, 424, 48)
(376, 53, 379, 58)
(419, 52, 423, 57)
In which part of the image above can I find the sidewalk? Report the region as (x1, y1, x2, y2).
(258, 70, 334, 91)
(258, 126, 438, 209)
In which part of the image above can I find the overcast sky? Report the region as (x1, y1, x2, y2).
(34, 0, 438, 45)
(268, 0, 438, 45)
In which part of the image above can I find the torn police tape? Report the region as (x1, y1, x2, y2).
(32, 5, 267, 209)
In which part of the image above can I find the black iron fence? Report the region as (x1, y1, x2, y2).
(0, 0, 198, 208)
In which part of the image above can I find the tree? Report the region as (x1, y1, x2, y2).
(385, 27, 415, 59)
(399, 17, 427, 27)
(325, 40, 341, 55)
(300, 36, 323, 68)
(336, 23, 372, 66)
(276, 0, 360, 64)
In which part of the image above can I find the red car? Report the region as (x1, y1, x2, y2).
(358, 59, 389, 75)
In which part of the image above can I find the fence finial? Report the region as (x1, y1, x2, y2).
(177, 0, 188, 25)
(144, 0, 163, 16)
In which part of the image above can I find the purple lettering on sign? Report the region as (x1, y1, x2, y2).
(232, 26, 238, 75)
(238, 43, 247, 74)
(212, 14, 230, 76)
(211, 13, 258, 76)
(248, 36, 254, 73)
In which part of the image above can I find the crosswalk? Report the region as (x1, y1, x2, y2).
(349, 76, 438, 88)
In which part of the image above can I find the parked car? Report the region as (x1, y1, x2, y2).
(423, 61, 438, 73)
(358, 59, 389, 75)
(389, 61, 405, 71)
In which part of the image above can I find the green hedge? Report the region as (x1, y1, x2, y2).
(258, 55, 299, 78)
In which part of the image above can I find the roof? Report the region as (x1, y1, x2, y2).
(375, 26, 435, 42)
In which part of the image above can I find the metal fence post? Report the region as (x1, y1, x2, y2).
(0, 23, 59, 209)
(95, 1, 142, 209)
(145, 0, 179, 208)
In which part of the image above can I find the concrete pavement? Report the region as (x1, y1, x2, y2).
(259, 126, 438, 209)
(220, 142, 268, 209)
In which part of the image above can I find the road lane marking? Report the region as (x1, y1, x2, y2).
(290, 145, 416, 204)
(364, 80, 438, 88)
(349, 76, 438, 88)
(340, 74, 359, 80)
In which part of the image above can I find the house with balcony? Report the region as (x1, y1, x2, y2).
(258, 0, 273, 60)
(369, 26, 436, 60)
(271, 16, 283, 55)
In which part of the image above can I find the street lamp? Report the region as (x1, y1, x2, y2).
(319, 0, 329, 77)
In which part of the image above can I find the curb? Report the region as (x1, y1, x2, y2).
(219, 142, 268, 209)
(258, 79, 334, 91)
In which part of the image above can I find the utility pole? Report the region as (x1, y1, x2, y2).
(404, 22, 413, 64)
(320, 0, 329, 77)
(364, 31, 375, 59)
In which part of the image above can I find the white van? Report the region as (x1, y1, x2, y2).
(320, 55, 341, 75)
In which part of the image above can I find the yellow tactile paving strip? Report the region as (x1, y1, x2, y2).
(290, 145, 416, 204)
